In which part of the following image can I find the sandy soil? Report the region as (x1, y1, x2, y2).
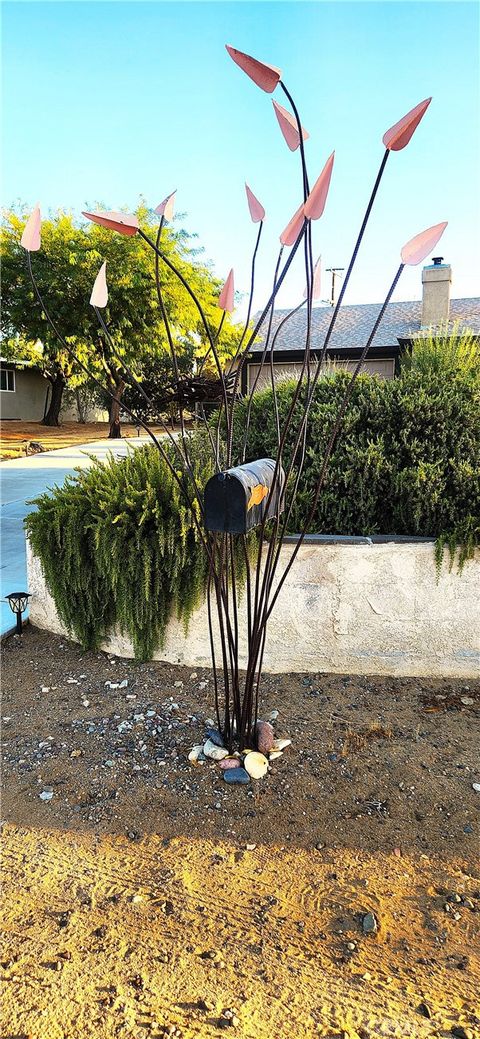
(1, 628, 479, 1039)
(0, 422, 171, 461)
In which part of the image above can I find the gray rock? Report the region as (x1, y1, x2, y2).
(362, 911, 378, 934)
(203, 739, 229, 761)
(39, 790, 53, 801)
(451, 1028, 473, 1039)
(417, 1001, 432, 1019)
(223, 767, 250, 785)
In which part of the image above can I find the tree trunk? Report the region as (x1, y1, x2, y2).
(75, 387, 87, 424)
(108, 378, 125, 438)
(42, 373, 65, 427)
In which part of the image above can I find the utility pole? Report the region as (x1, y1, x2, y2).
(325, 267, 345, 306)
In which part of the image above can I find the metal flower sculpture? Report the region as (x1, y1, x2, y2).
(22, 46, 445, 763)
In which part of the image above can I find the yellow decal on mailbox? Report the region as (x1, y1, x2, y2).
(247, 484, 269, 511)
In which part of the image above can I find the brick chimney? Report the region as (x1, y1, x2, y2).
(421, 256, 451, 327)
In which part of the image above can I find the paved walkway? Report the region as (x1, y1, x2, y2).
(1, 438, 151, 637)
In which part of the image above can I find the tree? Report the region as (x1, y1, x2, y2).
(1, 202, 241, 434)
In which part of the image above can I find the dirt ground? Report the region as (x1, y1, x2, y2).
(0, 422, 169, 461)
(1, 627, 479, 1039)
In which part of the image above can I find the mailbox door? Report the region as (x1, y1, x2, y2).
(204, 474, 247, 533)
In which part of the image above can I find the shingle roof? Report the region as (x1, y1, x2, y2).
(249, 298, 480, 354)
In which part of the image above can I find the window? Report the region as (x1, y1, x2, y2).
(0, 368, 16, 392)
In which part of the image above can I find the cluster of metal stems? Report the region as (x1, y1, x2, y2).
(27, 76, 417, 752)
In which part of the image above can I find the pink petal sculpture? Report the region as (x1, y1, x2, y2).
(304, 256, 322, 300)
(218, 269, 235, 312)
(303, 152, 335, 221)
(401, 221, 448, 266)
(82, 210, 139, 236)
(383, 98, 432, 151)
(272, 100, 309, 151)
(155, 191, 176, 222)
(21, 205, 41, 252)
(245, 183, 265, 223)
(90, 262, 108, 308)
(225, 44, 281, 93)
(280, 203, 305, 246)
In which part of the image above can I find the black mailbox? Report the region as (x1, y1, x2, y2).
(204, 458, 285, 534)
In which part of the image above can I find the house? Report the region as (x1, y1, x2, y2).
(0, 359, 50, 421)
(0, 359, 108, 423)
(243, 258, 480, 393)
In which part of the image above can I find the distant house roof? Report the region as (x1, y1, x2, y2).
(0, 357, 43, 372)
(250, 297, 480, 354)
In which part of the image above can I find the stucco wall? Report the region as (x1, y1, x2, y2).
(27, 538, 480, 678)
(247, 358, 395, 392)
(0, 370, 49, 420)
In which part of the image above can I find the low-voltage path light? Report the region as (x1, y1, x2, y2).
(6, 591, 31, 634)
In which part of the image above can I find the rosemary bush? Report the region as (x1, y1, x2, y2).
(26, 433, 225, 659)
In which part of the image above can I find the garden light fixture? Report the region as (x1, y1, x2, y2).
(6, 592, 31, 634)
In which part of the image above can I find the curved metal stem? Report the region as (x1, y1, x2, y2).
(266, 262, 405, 622)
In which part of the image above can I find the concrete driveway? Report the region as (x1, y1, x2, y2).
(1, 438, 151, 637)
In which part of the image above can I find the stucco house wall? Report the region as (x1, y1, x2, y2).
(247, 358, 395, 392)
(0, 368, 49, 420)
(1, 365, 108, 422)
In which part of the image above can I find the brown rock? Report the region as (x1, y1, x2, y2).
(256, 720, 275, 754)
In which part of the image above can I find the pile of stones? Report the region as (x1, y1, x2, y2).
(188, 714, 291, 784)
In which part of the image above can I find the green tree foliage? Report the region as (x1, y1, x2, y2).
(235, 333, 480, 569)
(1, 202, 241, 429)
(25, 433, 252, 660)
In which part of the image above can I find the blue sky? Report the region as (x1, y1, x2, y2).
(2, 1, 479, 317)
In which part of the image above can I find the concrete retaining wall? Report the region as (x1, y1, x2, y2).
(27, 538, 480, 678)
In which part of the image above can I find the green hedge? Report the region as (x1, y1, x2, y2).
(235, 362, 480, 569)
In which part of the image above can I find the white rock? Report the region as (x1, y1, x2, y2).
(67, 678, 78, 684)
(117, 721, 132, 733)
(119, 679, 129, 689)
(190, 673, 198, 680)
(244, 751, 269, 779)
(82, 700, 90, 707)
(269, 710, 279, 722)
(174, 680, 183, 688)
(188, 745, 205, 765)
(203, 739, 229, 761)
(473, 783, 480, 793)
(269, 750, 283, 761)
(41, 686, 50, 693)
(39, 791, 53, 801)
(273, 738, 292, 751)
